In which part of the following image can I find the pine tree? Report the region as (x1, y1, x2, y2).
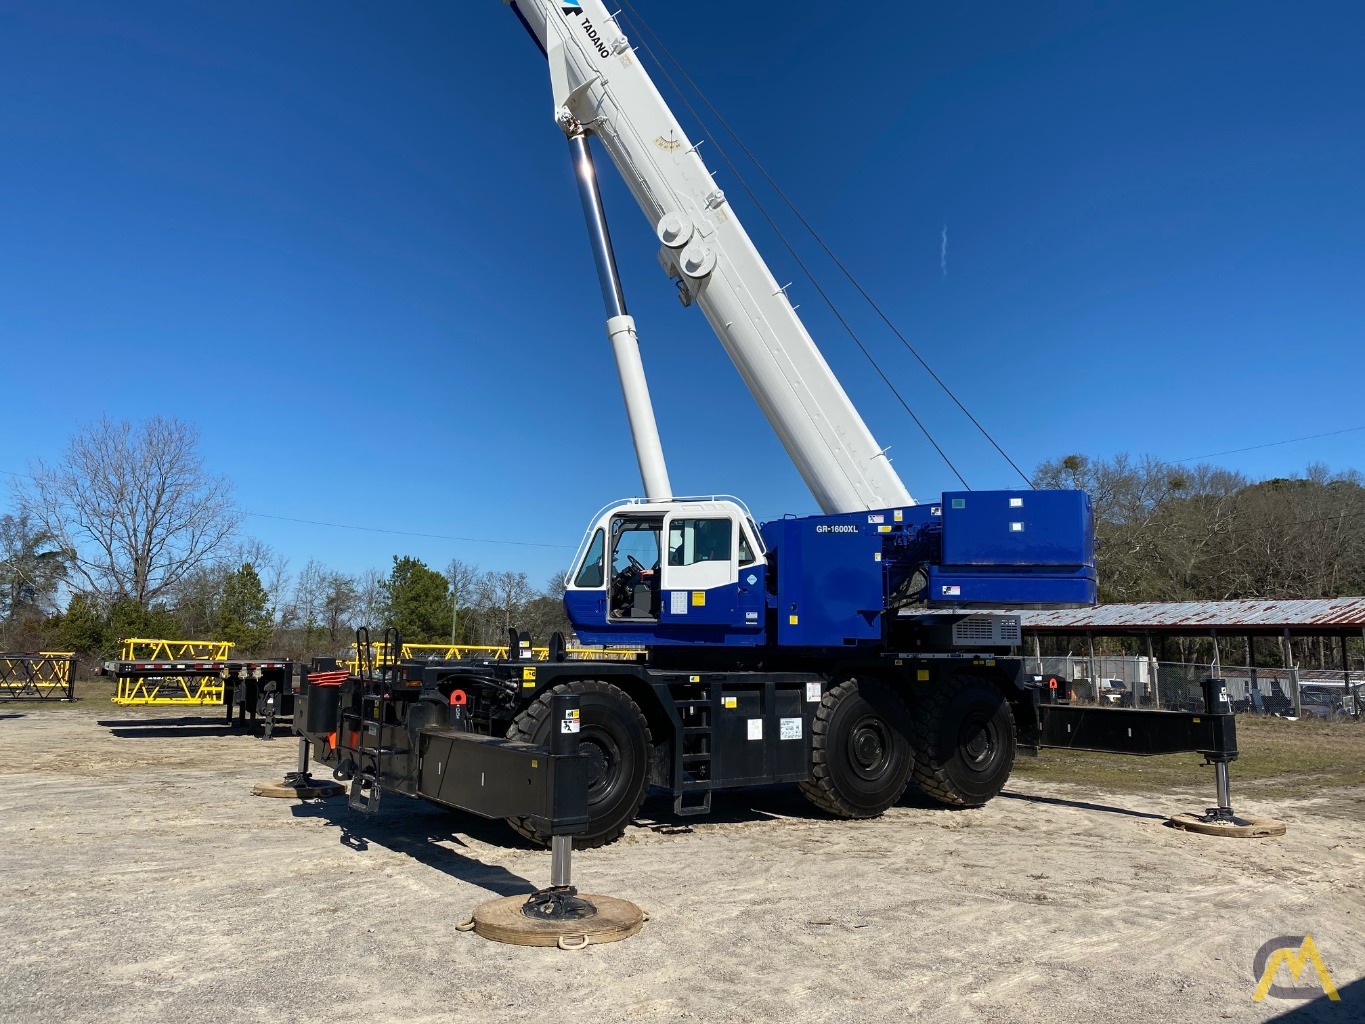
(380, 556, 452, 643)
(219, 562, 274, 653)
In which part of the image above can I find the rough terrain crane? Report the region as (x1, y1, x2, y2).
(292, 1, 1239, 850)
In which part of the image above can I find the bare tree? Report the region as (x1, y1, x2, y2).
(477, 569, 534, 641)
(445, 558, 483, 644)
(322, 572, 358, 643)
(354, 567, 385, 631)
(0, 513, 71, 643)
(290, 558, 329, 642)
(18, 416, 241, 608)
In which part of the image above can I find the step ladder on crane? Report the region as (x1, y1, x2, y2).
(347, 627, 403, 815)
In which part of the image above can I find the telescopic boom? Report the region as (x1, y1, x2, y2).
(507, 0, 915, 514)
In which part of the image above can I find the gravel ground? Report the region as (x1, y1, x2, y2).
(1, 703, 1361, 1023)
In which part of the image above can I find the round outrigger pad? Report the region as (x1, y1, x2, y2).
(252, 779, 344, 799)
(1167, 812, 1286, 838)
(464, 893, 646, 948)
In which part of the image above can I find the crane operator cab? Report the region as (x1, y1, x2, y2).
(564, 497, 768, 647)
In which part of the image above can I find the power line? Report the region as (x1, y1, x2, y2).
(1173, 426, 1365, 464)
(242, 512, 574, 549)
(1, 468, 573, 550)
(615, 2, 970, 490)
(618, 1, 1033, 489)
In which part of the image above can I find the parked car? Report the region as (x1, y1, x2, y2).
(1298, 685, 1348, 719)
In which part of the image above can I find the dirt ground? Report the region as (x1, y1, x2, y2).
(2, 700, 1361, 1024)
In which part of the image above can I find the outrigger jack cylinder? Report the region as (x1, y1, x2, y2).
(252, 733, 344, 800)
(463, 693, 646, 948)
(1167, 678, 1286, 838)
(253, 667, 347, 800)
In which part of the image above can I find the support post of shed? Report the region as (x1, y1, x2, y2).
(1146, 632, 1159, 708)
(1342, 634, 1353, 720)
(1086, 631, 1096, 703)
(1281, 627, 1301, 719)
(1246, 632, 1257, 707)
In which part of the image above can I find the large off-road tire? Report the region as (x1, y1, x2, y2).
(799, 677, 915, 818)
(505, 680, 651, 849)
(908, 675, 1016, 807)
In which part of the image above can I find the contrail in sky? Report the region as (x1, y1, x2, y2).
(940, 224, 948, 277)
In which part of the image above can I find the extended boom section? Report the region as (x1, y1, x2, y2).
(511, 0, 912, 514)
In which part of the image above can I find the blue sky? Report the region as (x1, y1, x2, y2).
(2, 1, 1362, 588)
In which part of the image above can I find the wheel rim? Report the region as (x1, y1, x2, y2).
(848, 713, 893, 781)
(581, 730, 623, 804)
(957, 710, 1002, 775)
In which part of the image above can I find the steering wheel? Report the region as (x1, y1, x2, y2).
(626, 554, 645, 572)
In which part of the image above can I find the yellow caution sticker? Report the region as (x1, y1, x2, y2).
(894, 509, 903, 522)
(878, 525, 891, 533)
(689, 675, 701, 682)
(522, 666, 536, 680)
(917, 669, 930, 681)
(531, 759, 538, 768)
(691, 591, 706, 606)
(788, 614, 799, 625)
(723, 697, 738, 709)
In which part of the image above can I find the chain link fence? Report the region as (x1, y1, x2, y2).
(1028, 654, 1362, 719)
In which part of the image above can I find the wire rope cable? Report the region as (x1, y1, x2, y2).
(618, 1, 1033, 489)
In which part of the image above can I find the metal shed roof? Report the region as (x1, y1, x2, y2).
(1016, 597, 1365, 635)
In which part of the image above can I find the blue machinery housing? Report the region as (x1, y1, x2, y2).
(566, 489, 1097, 648)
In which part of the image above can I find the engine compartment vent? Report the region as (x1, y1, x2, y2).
(951, 615, 1022, 647)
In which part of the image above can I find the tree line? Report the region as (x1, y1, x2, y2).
(0, 416, 569, 659)
(1033, 454, 1365, 604)
(3, 416, 1362, 665)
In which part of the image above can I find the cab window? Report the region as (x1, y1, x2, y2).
(611, 517, 661, 574)
(574, 529, 605, 587)
(739, 521, 761, 566)
(668, 518, 732, 566)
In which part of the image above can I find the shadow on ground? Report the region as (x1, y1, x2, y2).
(291, 794, 539, 897)
(998, 790, 1170, 821)
(97, 716, 264, 739)
(1265, 975, 1362, 1021)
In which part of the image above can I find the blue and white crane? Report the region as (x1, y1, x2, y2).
(508, 0, 1095, 654)
(297, 3, 1142, 851)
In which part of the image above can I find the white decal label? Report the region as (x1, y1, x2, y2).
(1009, 497, 1024, 508)
(670, 591, 687, 615)
(747, 719, 763, 741)
(805, 682, 821, 703)
(780, 717, 802, 740)
(942, 585, 961, 597)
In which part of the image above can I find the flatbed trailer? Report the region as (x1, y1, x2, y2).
(102, 658, 297, 736)
(295, 640, 1241, 849)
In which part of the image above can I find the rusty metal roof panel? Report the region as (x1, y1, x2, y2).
(1016, 597, 1365, 632)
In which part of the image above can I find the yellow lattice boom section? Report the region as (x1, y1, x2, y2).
(344, 642, 641, 673)
(35, 653, 76, 684)
(0, 652, 76, 700)
(112, 637, 234, 706)
(120, 637, 234, 661)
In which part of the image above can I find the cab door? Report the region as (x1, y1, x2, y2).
(658, 513, 740, 627)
